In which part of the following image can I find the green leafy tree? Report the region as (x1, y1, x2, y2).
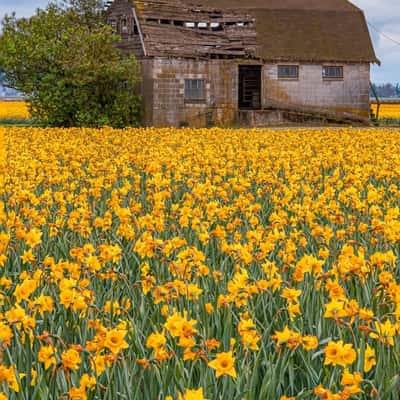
(0, 1, 141, 127)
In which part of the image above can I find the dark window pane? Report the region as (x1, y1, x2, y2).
(184, 79, 206, 100)
(278, 65, 299, 79)
(121, 18, 128, 34)
(133, 20, 139, 35)
(323, 66, 343, 79)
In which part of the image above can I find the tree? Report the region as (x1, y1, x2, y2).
(396, 84, 400, 98)
(61, 0, 106, 27)
(0, 1, 141, 127)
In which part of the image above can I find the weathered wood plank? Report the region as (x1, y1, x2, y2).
(106, 0, 258, 58)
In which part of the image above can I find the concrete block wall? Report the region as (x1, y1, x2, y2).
(264, 63, 371, 117)
(147, 58, 238, 127)
(140, 59, 155, 125)
(140, 57, 371, 126)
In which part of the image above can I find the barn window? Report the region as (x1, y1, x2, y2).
(109, 19, 117, 31)
(211, 22, 223, 31)
(184, 79, 206, 100)
(132, 19, 139, 35)
(278, 65, 299, 79)
(121, 18, 128, 33)
(323, 66, 344, 79)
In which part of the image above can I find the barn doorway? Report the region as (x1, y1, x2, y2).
(238, 65, 262, 110)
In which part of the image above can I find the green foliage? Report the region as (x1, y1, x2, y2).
(0, 119, 34, 127)
(378, 118, 400, 126)
(0, 1, 142, 127)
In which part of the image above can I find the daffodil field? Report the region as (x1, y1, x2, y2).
(2, 127, 400, 400)
(371, 103, 400, 120)
(0, 103, 30, 121)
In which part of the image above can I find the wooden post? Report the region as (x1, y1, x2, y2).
(132, 6, 147, 56)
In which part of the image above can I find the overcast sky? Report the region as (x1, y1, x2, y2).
(0, 0, 399, 83)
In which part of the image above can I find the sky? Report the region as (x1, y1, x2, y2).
(0, 0, 399, 83)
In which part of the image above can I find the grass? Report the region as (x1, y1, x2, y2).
(0, 118, 34, 126)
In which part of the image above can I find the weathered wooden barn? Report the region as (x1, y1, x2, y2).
(106, 0, 379, 127)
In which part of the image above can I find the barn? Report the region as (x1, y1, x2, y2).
(106, 0, 379, 127)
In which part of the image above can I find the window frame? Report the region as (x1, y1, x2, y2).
(277, 65, 299, 80)
(322, 65, 344, 80)
(132, 19, 139, 35)
(109, 19, 117, 32)
(121, 17, 129, 34)
(184, 79, 206, 102)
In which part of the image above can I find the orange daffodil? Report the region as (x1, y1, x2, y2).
(38, 345, 57, 370)
(166, 388, 207, 400)
(281, 287, 302, 320)
(238, 316, 260, 350)
(315, 368, 364, 399)
(23, 227, 42, 248)
(178, 388, 207, 400)
(69, 373, 96, 400)
(272, 326, 318, 351)
(370, 320, 396, 346)
(363, 344, 376, 372)
(0, 365, 19, 392)
(208, 351, 237, 379)
(324, 341, 357, 368)
(61, 348, 81, 371)
(146, 331, 170, 362)
(104, 328, 129, 354)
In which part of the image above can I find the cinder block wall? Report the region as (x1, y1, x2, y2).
(263, 63, 371, 117)
(147, 58, 237, 127)
(141, 58, 371, 126)
(140, 59, 155, 125)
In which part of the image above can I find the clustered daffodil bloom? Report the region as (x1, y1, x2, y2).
(0, 126, 399, 398)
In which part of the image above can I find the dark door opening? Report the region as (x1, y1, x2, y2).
(239, 65, 262, 110)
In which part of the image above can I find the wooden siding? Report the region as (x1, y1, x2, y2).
(107, 0, 258, 59)
(106, 0, 144, 57)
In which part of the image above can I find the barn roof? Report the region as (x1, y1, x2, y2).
(184, 0, 378, 63)
(253, 8, 378, 63)
(114, 0, 379, 63)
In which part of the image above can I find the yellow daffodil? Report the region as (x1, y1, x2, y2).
(208, 351, 237, 379)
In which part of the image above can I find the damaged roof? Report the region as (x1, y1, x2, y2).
(109, 0, 379, 63)
(133, 0, 258, 58)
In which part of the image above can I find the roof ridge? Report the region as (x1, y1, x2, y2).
(181, 0, 362, 11)
(344, 0, 362, 11)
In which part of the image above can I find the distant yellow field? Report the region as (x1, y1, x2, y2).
(0, 101, 30, 120)
(2, 101, 399, 122)
(371, 103, 400, 119)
